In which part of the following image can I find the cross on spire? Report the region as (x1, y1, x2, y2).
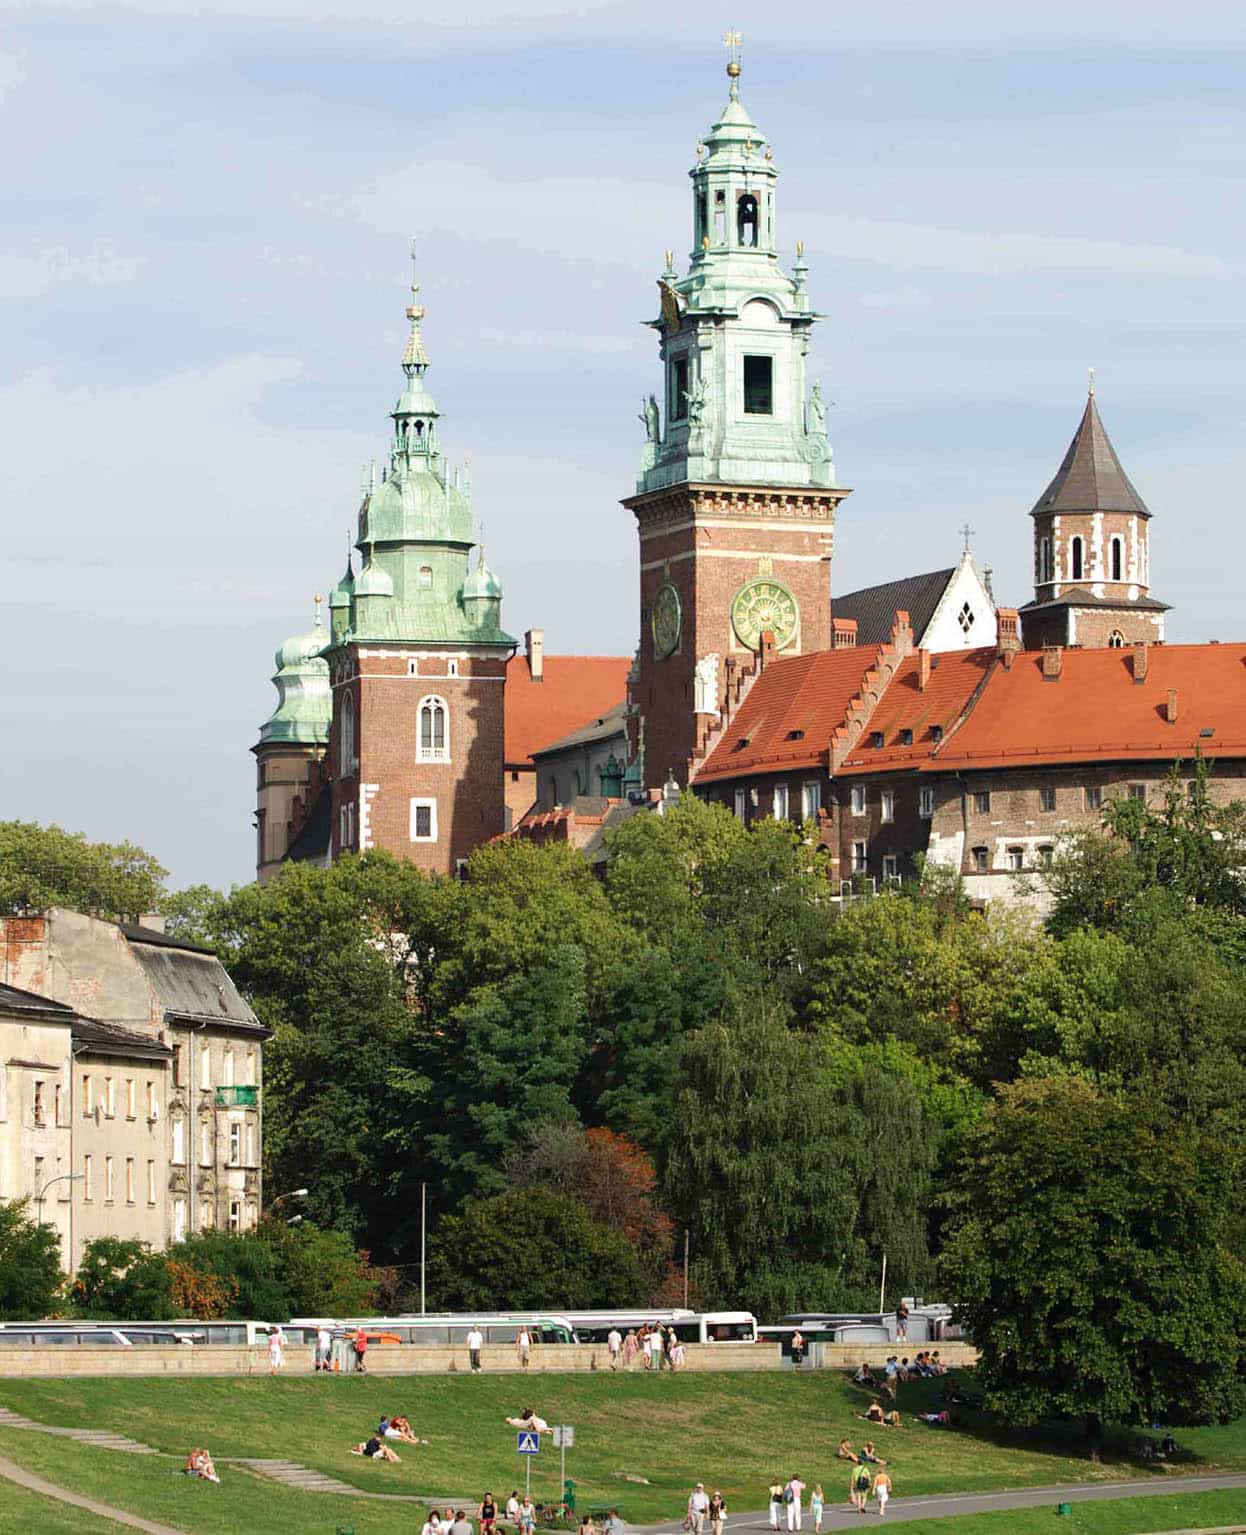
(722, 28, 743, 94)
(959, 522, 975, 554)
(403, 237, 428, 375)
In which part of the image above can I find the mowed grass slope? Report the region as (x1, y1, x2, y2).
(0, 1473, 120, 1534)
(0, 1372, 1243, 1523)
(894, 1488, 1246, 1534)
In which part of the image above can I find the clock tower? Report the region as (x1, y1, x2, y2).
(622, 50, 849, 788)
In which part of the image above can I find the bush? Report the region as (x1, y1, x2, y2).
(73, 1238, 172, 1320)
(0, 1198, 63, 1319)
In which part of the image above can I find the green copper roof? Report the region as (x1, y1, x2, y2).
(257, 610, 331, 746)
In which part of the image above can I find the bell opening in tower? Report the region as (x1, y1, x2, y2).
(670, 355, 689, 421)
(737, 193, 758, 248)
(743, 354, 773, 415)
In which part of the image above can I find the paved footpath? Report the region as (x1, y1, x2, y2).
(641, 1475, 1246, 1531)
(0, 1450, 184, 1532)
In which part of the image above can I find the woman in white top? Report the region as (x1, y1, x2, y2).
(268, 1326, 285, 1375)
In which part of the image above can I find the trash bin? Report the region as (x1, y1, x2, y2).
(1056, 1503, 1072, 1517)
(563, 1480, 576, 1513)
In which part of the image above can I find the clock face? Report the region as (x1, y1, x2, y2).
(731, 578, 799, 652)
(651, 582, 682, 658)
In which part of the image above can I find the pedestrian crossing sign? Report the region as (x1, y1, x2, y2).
(517, 1431, 541, 1455)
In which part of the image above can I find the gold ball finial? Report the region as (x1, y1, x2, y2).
(726, 59, 741, 78)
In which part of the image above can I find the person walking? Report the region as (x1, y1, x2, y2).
(518, 1495, 536, 1535)
(607, 1327, 622, 1370)
(467, 1324, 484, 1373)
(516, 1327, 531, 1370)
(872, 1469, 892, 1517)
(809, 1485, 823, 1534)
(767, 1479, 784, 1531)
(478, 1493, 498, 1534)
(268, 1325, 285, 1376)
(790, 1330, 805, 1369)
(895, 1302, 909, 1343)
(506, 1492, 521, 1527)
(708, 1490, 727, 1535)
(641, 1328, 653, 1372)
(850, 1462, 871, 1515)
(784, 1475, 805, 1532)
(687, 1483, 710, 1535)
(621, 1330, 638, 1370)
(315, 1322, 332, 1372)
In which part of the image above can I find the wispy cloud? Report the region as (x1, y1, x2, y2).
(0, 239, 147, 300)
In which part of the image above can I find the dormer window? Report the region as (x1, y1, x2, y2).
(901, 728, 913, 746)
(737, 193, 759, 247)
(871, 731, 884, 748)
(932, 725, 944, 743)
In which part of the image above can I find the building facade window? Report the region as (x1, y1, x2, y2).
(1085, 785, 1104, 811)
(1111, 536, 1123, 581)
(882, 854, 899, 881)
(849, 783, 866, 816)
(417, 696, 450, 762)
(1039, 536, 1052, 583)
(972, 846, 988, 873)
(1108, 629, 1125, 648)
(228, 1122, 241, 1165)
(339, 801, 356, 849)
(147, 1160, 157, 1205)
(125, 1079, 136, 1119)
(82, 1075, 93, 1117)
(245, 1121, 256, 1166)
(228, 1201, 242, 1234)
(733, 788, 747, 821)
(125, 1157, 135, 1203)
(54, 1082, 62, 1125)
(1070, 535, 1084, 581)
(173, 1045, 185, 1088)
(200, 1121, 211, 1167)
(105, 1157, 115, 1202)
(1129, 783, 1147, 801)
(104, 1077, 116, 1118)
(743, 354, 773, 415)
(84, 1154, 93, 1201)
(410, 798, 438, 842)
(223, 1050, 234, 1089)
(802, 781, 821, 819)
(737, 192, 759, 246)
(1040, 785, 1056, 812)
(850, 840, 867, 873)
(958, 602, 975, 634)
(973, 790, 991, 814)
(880, 789, 895, 823)
(1038, 845, 1055, 867)
(418, 565, 433, 589)
(773, 783, 789, 820)
(339, 691, 355, 773)
(172, 1117, 186, 1166)
(1007, 847, 1024, 871)
(669, 354, 689, 421)
(200, 1046, 211, 1090)
(147, 1081, 158, 1121)
(33, 1080, 45, 1128)
(919, 785, 935, 818)
(173, 1197, 187, 1241)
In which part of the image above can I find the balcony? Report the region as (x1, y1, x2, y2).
(215, 1086, 258, 1108)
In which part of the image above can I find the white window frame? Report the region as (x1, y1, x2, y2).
(881, 789, 895, 823)
(851, 840, 867, 873)
(733, 788, 747, 821)
(172, 1116, 186, 1166)
(919, 785, 934, 818)
(200, 1045, 211, 1091)
(223, 1049, 234, 1088)
(147, 1080, 159, 1121)
(228, 1121, 241, 1166)
(200, 1120, 212, 1167)
(125, 1078, 136, 1119)
(410, 797, 438, 843)
(801, 780, 821, 820)
(849, 783, 866, 816)
(417, 695, 451, 763)
(82, 1075, 93, 1118)
(971, 846, 989, 873)
(83, 1154, 93, 1201)
(1007, 847, 1025, 871)
(1040, 785, 1056, 812)
(173, 1196, 187, 1241)
(773, 783, 789, 821)
(228, 1200, 242, 1234)
(105, 1156, 115, 1202)
(882, 853, 899, 881)
(973, 790, 991, 814)
(147, 1160, 157, 1205)
(104, 1077, 115, 1118)
(245, 1121, 256, 1166)
(125, 1157, 135, 1204)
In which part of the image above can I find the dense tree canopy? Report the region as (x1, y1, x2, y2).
(0, 1199, 64, 1319)
(0, 820, 167, 923)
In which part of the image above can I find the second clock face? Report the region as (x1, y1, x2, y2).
(731, 578, 799, 652)
(651, 581, 682, 658)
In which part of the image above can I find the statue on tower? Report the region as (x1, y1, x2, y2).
(639, 394, 661, 444)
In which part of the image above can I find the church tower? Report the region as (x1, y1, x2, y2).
(1020, 379, 1169, 649)
(323, 256, 516, 874)
(622, 47, 849, 787)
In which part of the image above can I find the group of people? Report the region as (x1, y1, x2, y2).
(766, 1465, 892, 1526)
(614, 1323, 686, 1371)
(852, 1353, 946, 1392)
(686, 1482, 727, 1535)
(183, 1447, 220, 1484)
(351, 1412, 428, 1461)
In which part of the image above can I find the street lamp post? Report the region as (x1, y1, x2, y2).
(34, 1172, 84, 1224)
(263, 1187, 309, 1219)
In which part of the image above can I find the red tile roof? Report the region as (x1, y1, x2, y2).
(931, 644, 1246, 771)
(695, 646, 884, 783)
(836, 648, 995, 776)
(504, 655, 630, 769)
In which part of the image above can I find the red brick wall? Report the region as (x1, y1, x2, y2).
(626, 483, 842, 789)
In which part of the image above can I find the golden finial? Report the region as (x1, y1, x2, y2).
(665, 249, 674, 267)
(1088, 365, 1096, 398)
(796, 240, 805, 258)
(313, 593, 324, 626)
(722, 29, 743, 82)
(701, 234, 711, 250)
(406, 237, 425, 322)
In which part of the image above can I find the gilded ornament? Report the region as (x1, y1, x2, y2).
(731, 578, 799, 652)
(651, 582, 683, 658)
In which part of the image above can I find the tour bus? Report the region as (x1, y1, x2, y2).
(0, 1322, 202, 1347)
(558, 1309, 759, 1344)
(286, 1313, 579, 1347)
(774, 1301, 956, 1346)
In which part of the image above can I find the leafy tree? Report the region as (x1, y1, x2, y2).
(0, 821, 167, 923)
(258, 1221, 378, 1317)
(940, 1078, 1246, 1437)
(159, 883, 228, 948)
(166, 1231, 291, 1320)
(72, 1238, 173, 1320)
(428, 1187, 645, 1310)
(0, 1198, 63, 1319)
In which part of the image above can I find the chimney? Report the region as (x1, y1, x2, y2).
(832, 616, 858, 650)
(918, 649, 932, 691)
(891, 609, 914, 654)
(1042, 645, 1062, 681)
(759, 629, 776, 669)
(525, 627, 544, 682)
(1132, 642, 1149, 685)
(996, 607, 1021, 668)
(1166, 687, 1178, 724)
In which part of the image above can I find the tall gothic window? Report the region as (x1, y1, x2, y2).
(1070, 535, 1084, 582)
(1039, 536, 1052, 583)
(670, 355, 689, 421)
(1111, 536, 1123, 581)
(418, 695, 449, 762)
(737, 193, 758, 247)
(339, 691, 355, 773)
(1108, 630, 1125, 648)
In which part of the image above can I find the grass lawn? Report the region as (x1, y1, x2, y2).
(0, 1371, 1242, 1527)
(0, 1474, 120, 1533)
(894, 1487, 1246, 1533)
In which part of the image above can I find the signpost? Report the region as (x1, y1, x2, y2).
(552, 1425, 575, 1508)
(517, 1429, 540, 1500)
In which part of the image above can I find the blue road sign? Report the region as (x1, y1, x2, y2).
(517, 1431, 541, 1455)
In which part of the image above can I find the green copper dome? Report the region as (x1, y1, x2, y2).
(461, 550, 503, 601)
(257, 612, 331, 746)
(365, 467, 473, 545)
(354, 549, 394, 598)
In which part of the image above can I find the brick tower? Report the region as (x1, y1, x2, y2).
(1020, 378, 1169, 649)
(622, 47, 850, 788)
(323, 254, 516, 874)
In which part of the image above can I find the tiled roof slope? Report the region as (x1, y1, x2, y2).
(0, 983, 76, 1018)
(505, 656, 630, 769)
(837, 648, 995, 776)
(932, 645, 1246, 771)
(1031, 396, 1150, 518)
(695, 646, 884, 782)
(833, 570, 953, 647)
(532, 701, 628, 760)
(1019, 585, 1169, 615)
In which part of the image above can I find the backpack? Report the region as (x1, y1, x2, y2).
(783, 1488, 794, 1504)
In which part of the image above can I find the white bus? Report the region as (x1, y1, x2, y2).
(287, 1313, 579, 1347)
(558, 1309, 758, 1344)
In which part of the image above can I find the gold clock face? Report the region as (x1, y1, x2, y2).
(651, 582, 682, 658)
(731, 578, 799, 652)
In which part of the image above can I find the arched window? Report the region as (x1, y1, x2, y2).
(1039, 536, 1052, 583)
(737, 193, 759, 247)
(417, 695, 449, 763)
(1070, 535, 1084, 582)
(418, 565, 433, 589)
(1111, 536, 1123, 581)
(1108, 630, 1125, 648)
(339, 691, 355, 773)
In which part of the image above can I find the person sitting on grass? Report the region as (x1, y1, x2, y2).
(883, 1410, 903, 1429)
(386, 1414, 429, 1445)
(917, 1410, 951, 1426)
(835, 1439, 859, 1462)
(505, 1409, 552, 1434)
(185, 1447, 220, 1483)
(352, 1435, 400, 1462)
(852, 1362, 876, 1387)
(859, 1442, 887, 1465)
(862, 1400, 885, 1424)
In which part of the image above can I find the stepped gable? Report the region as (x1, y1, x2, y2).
(694, 645, 884, 782)
(504, 655, 630, 771)
(930, 643, 1246, 771)
(836, 646, 996, 775)
(833, 569, 955, 648)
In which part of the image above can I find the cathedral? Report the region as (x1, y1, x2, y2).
(255, 54, 1239, 905)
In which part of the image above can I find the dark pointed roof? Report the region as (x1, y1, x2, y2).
(1031, 395, 1150, 519)
(832, 569, 955, 648)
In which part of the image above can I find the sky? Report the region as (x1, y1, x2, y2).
(3, 0, 1246, 892)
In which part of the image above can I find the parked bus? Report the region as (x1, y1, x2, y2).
(287, 1313, 578, 1347)
(0, 1322, 202, 1347)
(558, 1309, 758, 1344)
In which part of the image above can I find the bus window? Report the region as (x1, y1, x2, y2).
(487, 1325, 520, 1344)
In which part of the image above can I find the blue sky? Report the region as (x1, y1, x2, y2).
(4, 0, 1246, 891)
